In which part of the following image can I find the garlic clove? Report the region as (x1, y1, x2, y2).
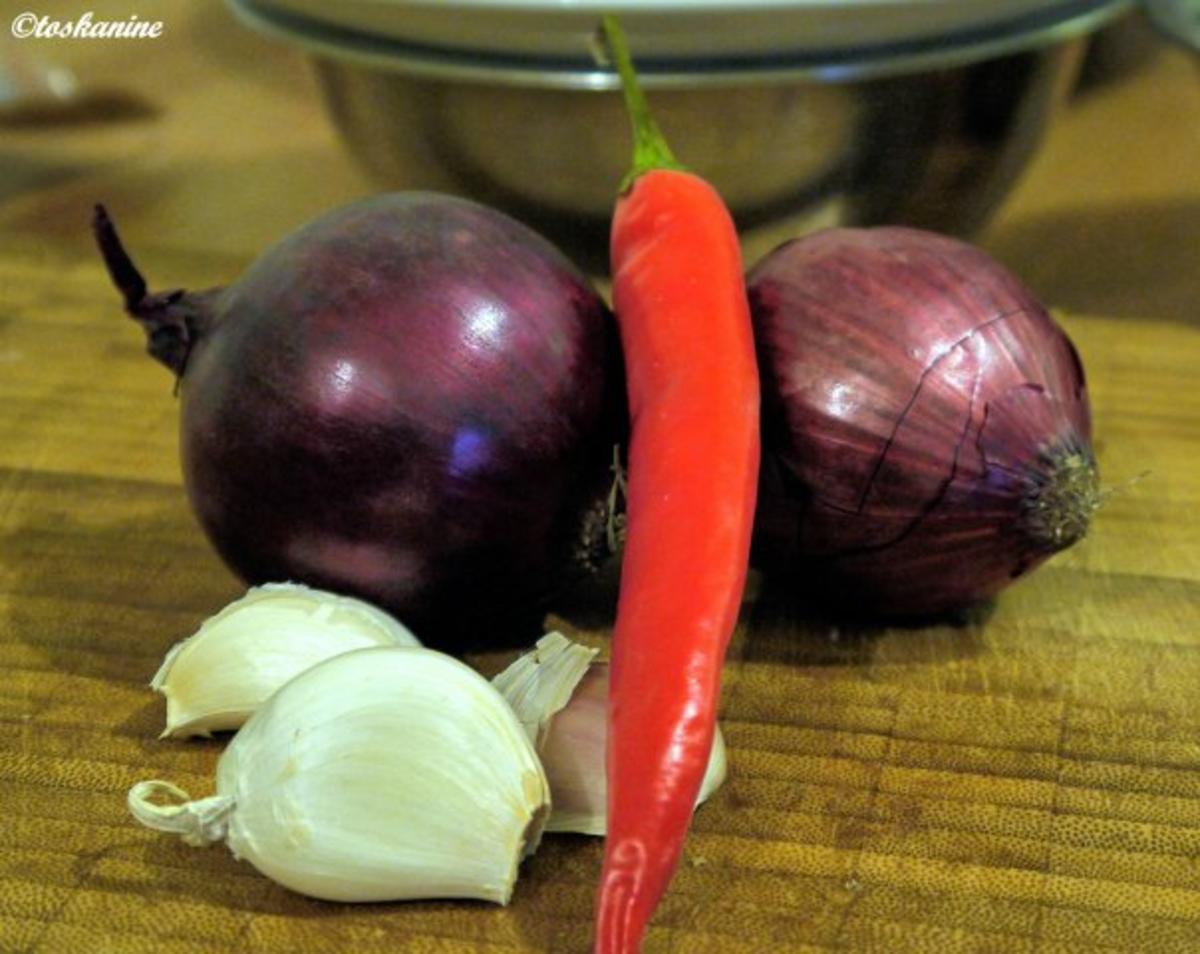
(151, 582, 419, 739)
(490, 630, 598, 747)
(538, 661, 728, 836)
(536, 662, 608, 835)
(492, 635, 727, 836)
(130, 646, 550, 904)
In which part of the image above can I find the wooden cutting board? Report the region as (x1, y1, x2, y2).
(3, 1, 1200, 948)
(1, 231, 1198, 954)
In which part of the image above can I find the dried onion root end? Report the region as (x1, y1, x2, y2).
(1022, 447, 1101, 552)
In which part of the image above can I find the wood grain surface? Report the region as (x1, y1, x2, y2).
(2, 3, 1199, 952)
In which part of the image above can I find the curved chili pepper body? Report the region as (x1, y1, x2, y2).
(596, 166, 760, 951)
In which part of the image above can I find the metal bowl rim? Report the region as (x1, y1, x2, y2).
(227, 0, 1134, 87)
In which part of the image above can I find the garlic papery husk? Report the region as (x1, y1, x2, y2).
(130, 646, 549, 904)
(492, 634, 727, 835)
(491, 631, 598, 747)
(151, 582, 419, 739)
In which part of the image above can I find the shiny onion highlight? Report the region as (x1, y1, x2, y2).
(748, 226, 1098, 617)
(95, 194, 621, 649)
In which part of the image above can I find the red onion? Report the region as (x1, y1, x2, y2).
(95, 194, 621, 649)
(747, 226, 1098, 618)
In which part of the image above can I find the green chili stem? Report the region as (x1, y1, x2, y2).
(601, 15, 687, 191)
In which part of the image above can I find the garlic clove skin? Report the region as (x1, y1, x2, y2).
(130, 646, 549, 904)
(151, 582, 419, 739)
(537, 662, 608, 834)
(491, 630, 598, 747)
(492, 635, 727, 836)
(538, 661, 727, 836)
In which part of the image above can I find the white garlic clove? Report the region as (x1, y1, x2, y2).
(129, 646, 550, 905)
(151, 582, 419, 739)
(490, 631, 598, 747)
(492, 635, 727, 836)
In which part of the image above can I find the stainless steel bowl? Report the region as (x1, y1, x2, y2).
(229, 0, 1135, 253)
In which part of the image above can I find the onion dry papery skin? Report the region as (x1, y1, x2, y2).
(94, 195, 621, 649)
(748, 226, 1099, 617)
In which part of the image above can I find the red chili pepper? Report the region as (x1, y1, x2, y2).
(595, 17, 760, 952)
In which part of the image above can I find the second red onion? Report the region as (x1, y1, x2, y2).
(748, 226, 1099, 618)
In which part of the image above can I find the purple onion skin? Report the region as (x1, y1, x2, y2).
(748, 226, 1098, 619)
(96, 194, 621, 649)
